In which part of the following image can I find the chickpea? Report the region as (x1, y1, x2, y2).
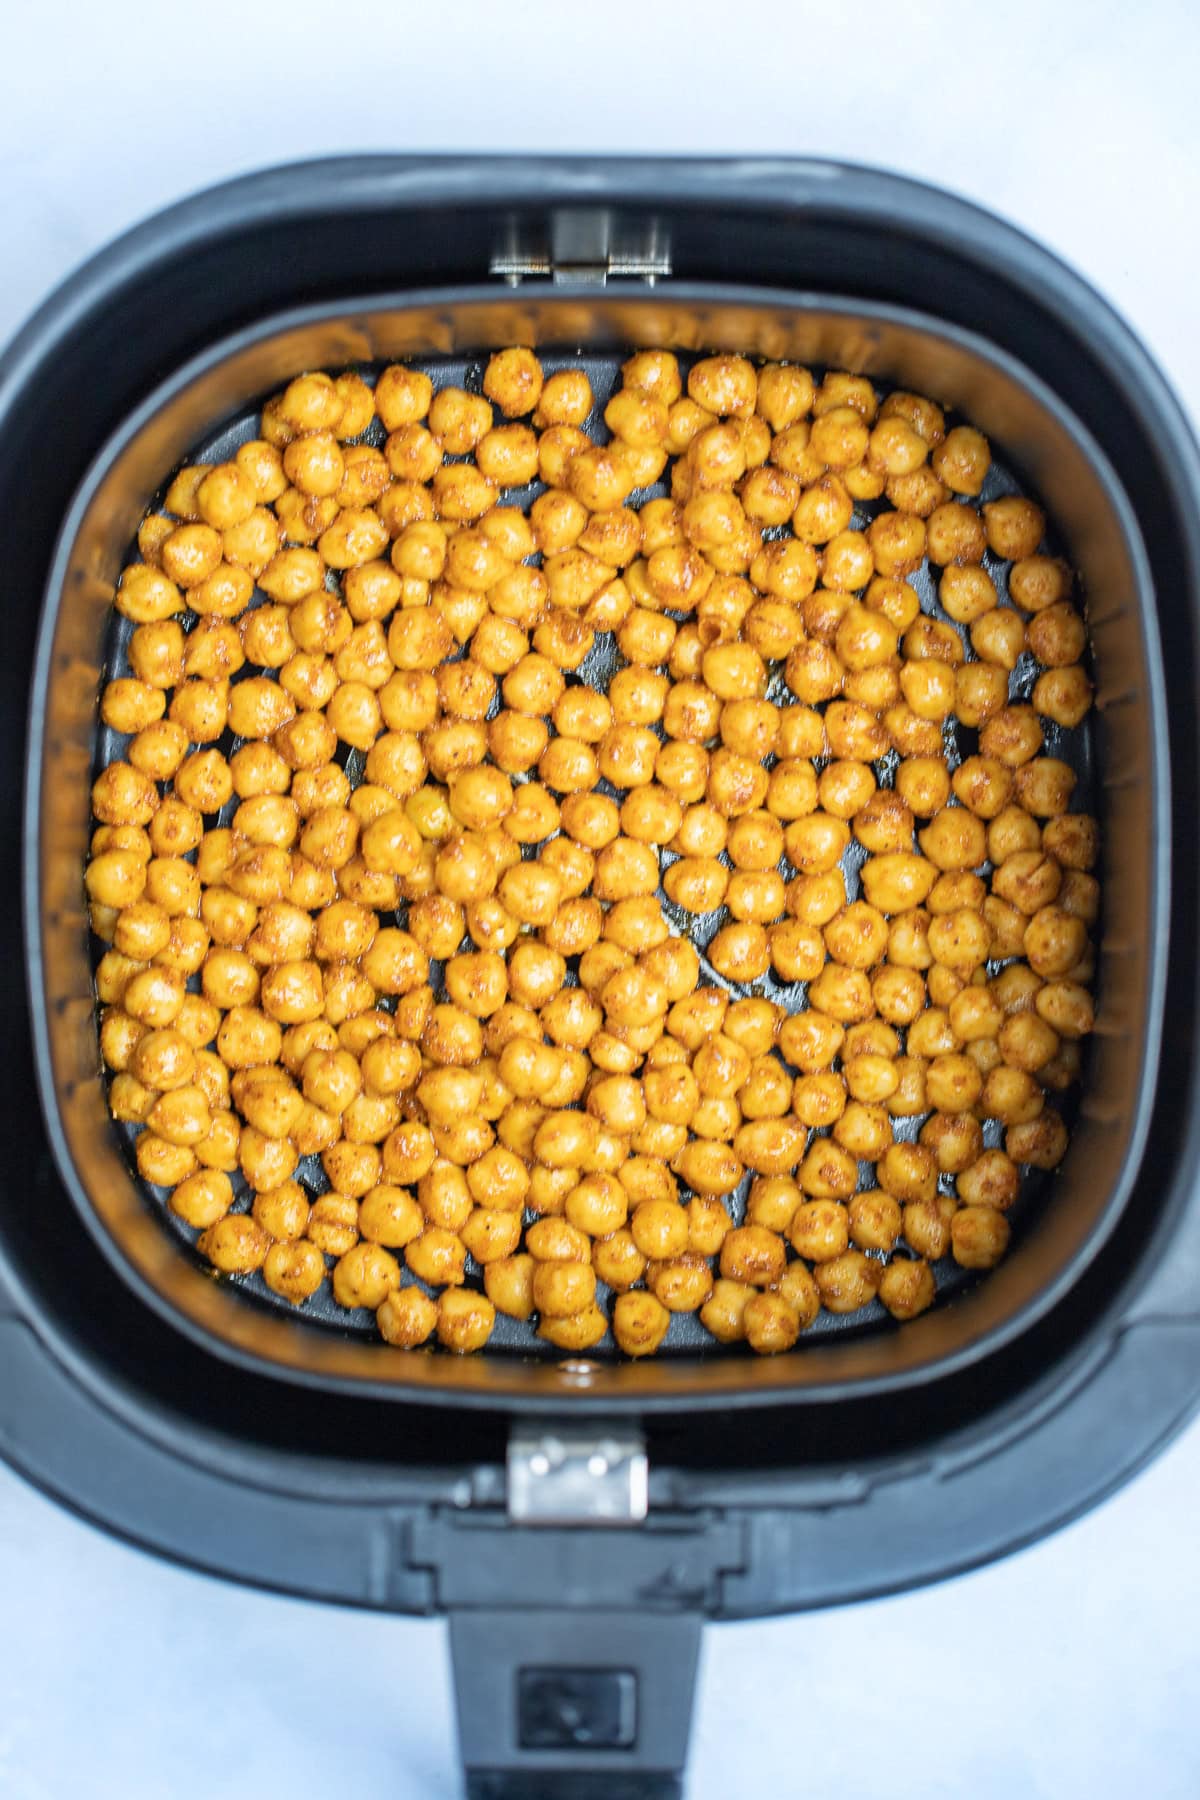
(161, 1165, 235, 1230)
(196, 1213, 271, 1275)
(1010, 555, 1072, 614)
(739, 1291, 798, 1354)
(1015, 758, 1077, 818)
(847, 1189, 901, 1253)
(431, 1287, 496, 1353)
(788, 1198, 850, 1263)
(398, 1223, 466, 1289)
(1023, 905, 1088, 978)
(876, 1257, 935, 1321)
(696, 1277, 751, 1343)
(1034, 666, 1094, 728)
(463, 1256, 534, 1332)
(368, 1283, 438, 1349)
(951, 1205, 1011, 1270)
(328, 1240, 400, 1311)
(815, 1250, 881, 1314)
(537, 1306, 608, 1351)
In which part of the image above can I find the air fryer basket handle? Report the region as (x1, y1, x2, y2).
(449, 1606, 701, 1799)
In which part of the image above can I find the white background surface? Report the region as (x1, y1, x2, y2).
(3, 1, 1199, 1794)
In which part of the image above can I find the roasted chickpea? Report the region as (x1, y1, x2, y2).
(814, 1250, 881, 1314)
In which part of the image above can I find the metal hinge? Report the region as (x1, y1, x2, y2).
(508, 1426, 649, 1525)
(490, 208, 671, 287)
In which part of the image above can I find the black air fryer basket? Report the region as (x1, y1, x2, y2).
(4, 159, 1200, 1799)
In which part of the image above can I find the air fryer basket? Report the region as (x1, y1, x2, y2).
(4, 161, 1200, 1799)
(30, 288, 1163, 1404)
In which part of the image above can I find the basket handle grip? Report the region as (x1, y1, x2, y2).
(450, 1606, 701, 1799)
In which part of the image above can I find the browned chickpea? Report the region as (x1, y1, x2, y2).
(978, 706, 1044, 768)
(951, 1205, 1011, 1269)
(815, 1250, 881, 1314)
(375, 1283, 438, 1345)
(927, 424, 989, 494)
(1015, 758, 1077, 819)
(878, 1257, 935, 1321)
(1023, 905, 1088, 978)
(786, 1197, 848, 1263)
(194, 1213, 270, 1275)
(737, 1291, 797, 1354)
(924, 501, 986, 567)
(330, 1241, 401, 1312)
(538, 1306, 608, 1352)
(1033, 666, 1094, 728)
(1010, 555, 1072, 614)
(808, 405, 869, 470)
(918, 1108, 983, 1175)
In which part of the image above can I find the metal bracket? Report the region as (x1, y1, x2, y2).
(490, 208, 671, 287)
(508, 1425, 648, 1525)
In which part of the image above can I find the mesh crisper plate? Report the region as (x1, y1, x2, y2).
(93, 349, 1097, 1360)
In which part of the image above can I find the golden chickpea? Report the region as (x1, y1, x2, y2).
(1023, 905, 1088, 978)
(1037, 813, 1096, 874)
(195, 1213, 270, 1275)
(739, 465, 799, 529)
(924, 500, 986, 566)
(164, 1167, 234, 1229)
(819, 529, 872, 592)
(431, 1287, 495, 1353)
(679, 356, 754, 424)
(807, 404, 868, 470)
(368, 1282, 436, 1346)
(475, 346, 543, 419)
(738, 1170, 797, 1233)
(873, 1256, 934, 1321)
(867, 413, 928, 477)
(116, 565, 188, 630)
(131, 1128, 196, 1188)
(924, 423, 988, 493)
(329, 1240, 400, 1311)
(462, 1256, 532, 1332)
(536, 1305, 608, 1351)
(949, 1205, 1010, 1270)
(713, 1222, 786, 1291)
(693, 1277, 753, 1345)
(785, 1196, 847, 1263)
(1032, 980, 1094, 1042)
(101, 678, 166, 735)
(1015, 758, 1077, 819)
(814, 1250, 881, 1314)
(733, 1290, 796, 1355)
(398, 1223, 465, 1289)
(742, 360, 808, 430)
(1033, 666, 1093, 728)
(598, 1289, 668, 1359)
(1010, 555, 1072, 614)
(828, 1093, 890, 1158)
(838, 1189, 900, 1261)
(916, 808, 985, 873)
(84, 844, 150, 910)
(527, 1255, 595, 1319)
(873, 1141, 937, 1207)
(143, 1078, 211, 1147)
(793, 1132, 856, 1198)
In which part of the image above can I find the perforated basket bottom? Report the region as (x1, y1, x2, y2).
(94, 349, 1097, 1360)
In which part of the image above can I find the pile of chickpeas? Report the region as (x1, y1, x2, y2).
(85, 344, 1099, 1358)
